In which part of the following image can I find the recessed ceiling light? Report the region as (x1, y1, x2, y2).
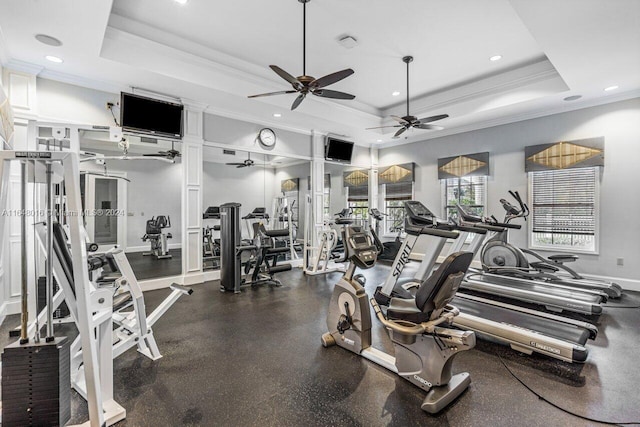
(273, 113, 282, 118)
(174, 0, 188, 4)
(376, 139, 382, 143)
(35, 34, 62, 47)
(604, 85, 619, 92)
(489, 55, 502, 62)
(392, 91, 400, 97)
(563, 95, 582, 101)
(45, 55, 63, 63)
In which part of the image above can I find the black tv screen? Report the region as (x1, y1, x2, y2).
(325, 137, 354, 163)
(120, 92, 184, 138)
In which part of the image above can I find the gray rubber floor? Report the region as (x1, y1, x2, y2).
(2, 262, 639, 426)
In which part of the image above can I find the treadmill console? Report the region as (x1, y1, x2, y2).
(404, 201, 436, 226)
(344, 226, 377, 269)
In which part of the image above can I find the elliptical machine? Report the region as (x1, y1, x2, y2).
(473, 191, 622, 297)
(141, 215, 172, 259)
(322, 225, 475, 414)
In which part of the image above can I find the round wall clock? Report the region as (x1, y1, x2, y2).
(258, 128, 276, 147)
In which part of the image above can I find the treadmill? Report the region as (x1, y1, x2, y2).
(457, 199, 621, 299)
(446, 208, 606, 315)
(376, 201, 597, 363)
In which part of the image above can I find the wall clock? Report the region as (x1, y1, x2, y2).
(258, 128, 276, 148)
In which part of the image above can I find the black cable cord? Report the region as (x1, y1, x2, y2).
(107, 103, 120, 127)
(498, 355, 640, 425)
(602, 304, 640, 309)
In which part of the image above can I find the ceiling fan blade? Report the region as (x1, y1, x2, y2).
(142, 153, 167, 157)
(393, 127, 408, 138)
(416, 114, 449, 124)
(365, 125, 403, 130)
(390, 115, 409, 125)
(270, 65, 301, 88)
(313, 89, 355, 100)
(311, 68, 354, 89)
(291, 93, 306, 110)
(414, 123, 444, 131)
(226, 163, 245, 166)
(248, 90, 298, 99)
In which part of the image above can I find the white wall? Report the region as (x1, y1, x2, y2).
(82, 159, 182, 250)
(379, 98, 640, 285)
(37, 78, 118, 125)
(204, 114, 312, 158)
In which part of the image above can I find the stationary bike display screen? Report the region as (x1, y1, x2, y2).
(352, 235, 368, 246)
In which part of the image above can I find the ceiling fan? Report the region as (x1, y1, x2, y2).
(247, 0, 356, 110)
(143, 141, 182, 160)
(226, 152, 255, 168)
(367, 56, 448, 138)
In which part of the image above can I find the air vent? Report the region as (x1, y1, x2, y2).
(140, 137, 158, 144)
(223, 149, 236, 155)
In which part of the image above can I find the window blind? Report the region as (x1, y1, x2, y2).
(348, 185, 368, 201)
(531, 167, 596, 236)
(385, 182, 413, 201)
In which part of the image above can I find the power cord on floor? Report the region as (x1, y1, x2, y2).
(602, 304, 640, 309)
(498, 355, 640, 426)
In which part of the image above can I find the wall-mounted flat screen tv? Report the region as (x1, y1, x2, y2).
(325, 137, 354, 163)
(120, 92, 184, 138)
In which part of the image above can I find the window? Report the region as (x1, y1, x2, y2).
(529, 167, 598, 253)
(384, 182, 413, 234)
(442, 176, 486, 220)
(347, 186, 368, 222)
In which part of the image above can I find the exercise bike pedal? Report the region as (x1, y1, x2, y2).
(321, 332, 336, 348)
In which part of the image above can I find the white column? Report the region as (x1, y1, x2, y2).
(181, 99, 207, 285)
(310, 130, 326, 251)
(369, 146, 379, 215)
(1, 67, 39, 318)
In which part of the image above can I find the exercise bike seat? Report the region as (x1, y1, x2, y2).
(547, 254, 578, 263)
(387, 252, 473, 324)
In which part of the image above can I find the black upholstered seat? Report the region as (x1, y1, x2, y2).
(387, 252, 473, 323)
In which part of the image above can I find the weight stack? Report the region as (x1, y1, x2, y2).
(37, 276, 70, 319)
(1, 337, 71, 427)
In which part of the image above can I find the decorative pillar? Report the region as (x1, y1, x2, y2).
(310, 130, 326, 251)
(180, 99, 207, 285)
(369, 146, 379, 213)
(1, 65, 40, 318)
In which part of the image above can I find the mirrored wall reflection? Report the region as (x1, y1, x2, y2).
(202, 146, 310, 270)
(324, 162, 368, 225)
(78, 131, 182, 280)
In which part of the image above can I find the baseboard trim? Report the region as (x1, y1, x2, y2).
(126, 243, 182, 254)
(203, 270, 220, 282)
(1, 299, 22, 318)
(411, 252, 640, 292)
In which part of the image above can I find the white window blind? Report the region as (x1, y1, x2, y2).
(530, 167, 598, 251)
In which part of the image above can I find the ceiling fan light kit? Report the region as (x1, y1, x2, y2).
(248, 0, 356, 110)
(366, 56, 449, 139)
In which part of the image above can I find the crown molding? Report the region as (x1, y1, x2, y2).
(3, 59, 44, 76)
(378, 90, 640, 150)
(203, 106, 313, 137)
(381, 60, 566, 125)
(103, 20, 381, 121)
